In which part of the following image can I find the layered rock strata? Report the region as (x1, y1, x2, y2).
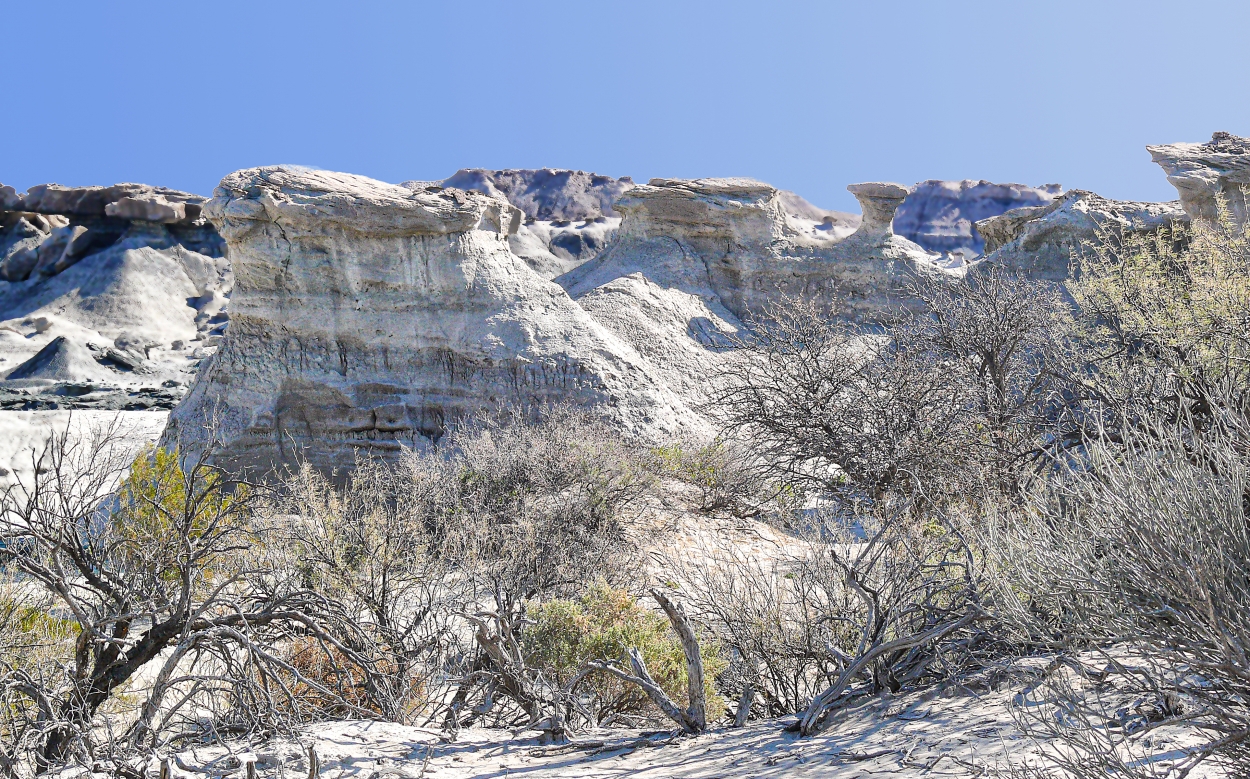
(0, 182, 229, 409)
(167, 167, 700, 475)
(559, 177, 946, 324)
(1148, 131, 1250, 226)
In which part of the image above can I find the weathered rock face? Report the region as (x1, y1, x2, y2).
(167, 167, 702, 475)
(976, 190, 1188, 280)
(847, 182, 911, 237)
(894, 180, 1061, 258)
(0, 181, 230, 410)
(559, 177, 945, 324)
(404, 169, 636, 280)
(0, 182, 222, 283)
(1148, 131, 1250, 226)
(435, 168, 634, 221)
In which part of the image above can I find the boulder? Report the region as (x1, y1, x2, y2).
(17, 183, 206, 222)
(105, 194, 190, 223)
(894, 180, 1061, 257)
(1148, 131, 1250, 226)
(166, 166, 702, 476)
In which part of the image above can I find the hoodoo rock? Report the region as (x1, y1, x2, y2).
(1148, 131, 1250, 226)
(846, 182, 911, 237)
(166, 167, 700, 475)
(559, 177, 946, 325)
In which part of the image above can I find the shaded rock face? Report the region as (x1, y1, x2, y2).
(0, 182, 222, 283)
(894, 180, 1061, 258)
(404, 169, 636, 280)
(976, 190, 1188, 280)
(167, 167, 701, 476)
(1148, 131, 1250, 226)
(0, 182, 230, 409)
(559, 177, 945, 325)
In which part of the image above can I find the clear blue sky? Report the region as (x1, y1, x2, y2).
(5, 0, 1247, 212)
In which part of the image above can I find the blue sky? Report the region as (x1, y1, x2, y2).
(4, 0, 1247, 212)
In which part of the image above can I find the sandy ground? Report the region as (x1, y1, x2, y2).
(165, 657, 1223, 779)
(0, 409, 168, 487)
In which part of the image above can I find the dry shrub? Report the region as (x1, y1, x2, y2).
(979, 414, 1250, 776)
(673, 498, 985, 732)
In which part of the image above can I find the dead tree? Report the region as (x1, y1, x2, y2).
(589, 589, 709, 734)
(0, 420, 378, 774)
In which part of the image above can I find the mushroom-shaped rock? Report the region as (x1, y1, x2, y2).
(847, 182, 912, 237)
(1147, 132, 1250, 226)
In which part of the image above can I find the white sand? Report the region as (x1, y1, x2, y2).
(0, 410, 168, 487)
(166, 655, 1222, 779)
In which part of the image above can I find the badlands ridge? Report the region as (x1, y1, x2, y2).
(1, 132, 1245, 477)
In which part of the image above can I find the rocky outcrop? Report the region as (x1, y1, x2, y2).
(404, 169, 635, 279)
(6, 336, 114, 383)
(894, 180, 1061, 258)
(1148, 131, 1250, 226)
(434, 169, 634, 222)
(0, 182, 221, 283)
(0, 182, 230, 408)
(560, 177, 945, 324)
(976, 190, 1188, 280)
(167, 167, 702, 476)
(847, 182, 911, 237)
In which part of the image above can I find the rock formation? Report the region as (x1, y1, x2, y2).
(1148, 131, 1250, 226)
(894, 180, 1061, 258)
(976, 190, 1187, 280)
(436, 169, 634, 222)
(0, 182, 229, 409)
(847, 182, 911, 237)
(560, 177, 945, 324)
(402, 169, 634, 280)
(166, 167, 701, 475)
(411, 169, 860, 281)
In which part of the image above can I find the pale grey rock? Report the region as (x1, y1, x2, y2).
(433, 168, 635, 221)
(507, 218, 623, 278)
(168, 166, 703, 476)
(16, 183, 205, 223)
(408, 170, 637, 278)
(560, 177, 947, 324)
(894, 180, 1061, 256)
(977, 190, 1188, 280)
(573, 273, 745, 415)
(847, 182, 911, 237)
(1148, 131, 1250, 226)
(0, 186, 19, 211)
(5, 336, 114, 383)
(105, 194, 189, 223)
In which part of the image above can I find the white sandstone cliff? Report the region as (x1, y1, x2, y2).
(166, 167, 702, 475)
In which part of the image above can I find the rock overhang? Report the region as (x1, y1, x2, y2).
(206, 167, 523, 240)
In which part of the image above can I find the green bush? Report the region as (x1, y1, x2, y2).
(525, 582, 726, 725)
